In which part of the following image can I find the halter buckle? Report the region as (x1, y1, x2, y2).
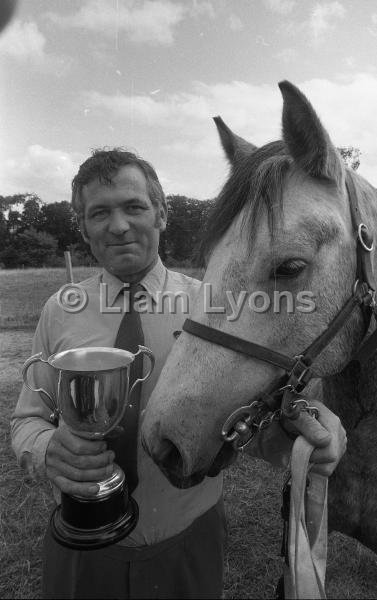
(221, 401, 268, 450)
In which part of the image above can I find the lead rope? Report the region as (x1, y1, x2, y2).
(278, 436, 328, 600)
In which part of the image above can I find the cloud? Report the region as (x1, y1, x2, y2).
(263, 0, 297, 14)
(229, 14, 244, 31)
(0, 20, 46, 62)
(368, 12, 377, 37)
(45, 0, 188, 46)
(84, 74, 377, 193)
(274, 47, 298, 63)
(256, 35, 270, 46)
(189, 0, 216, 20)
(297, 74, 377, 186)
(5, 75, 377, 202)
(0, 19, 72, 75)
(85, 91, 177, 124)
(0, 146, 84, 203)
(344, 56, 355, 68)
(83, 81, 284, 152)
(309, 1, 346, 41)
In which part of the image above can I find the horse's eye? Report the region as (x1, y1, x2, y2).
(271, 259, 307, 279)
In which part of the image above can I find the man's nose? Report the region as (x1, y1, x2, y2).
(108, 211, 131, 235)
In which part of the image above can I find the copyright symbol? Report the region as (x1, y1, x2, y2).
(57, 284, 88, 313)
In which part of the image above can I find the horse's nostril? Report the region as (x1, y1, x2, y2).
(156, 438, 183, 473)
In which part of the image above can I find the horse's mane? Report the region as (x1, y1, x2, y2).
(200, 140, 292, 265)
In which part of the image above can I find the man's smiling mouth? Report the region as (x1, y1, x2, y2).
(107, 241, 136, 247)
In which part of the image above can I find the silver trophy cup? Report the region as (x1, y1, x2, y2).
(22, 345, 154, 550)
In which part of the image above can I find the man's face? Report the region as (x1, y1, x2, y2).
(82, 165, 167, 281)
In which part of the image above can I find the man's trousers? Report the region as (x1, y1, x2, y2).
(42, 501, 226, 599)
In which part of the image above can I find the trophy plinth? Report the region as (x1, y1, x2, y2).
(50, 466, 139, 550)
(22, 346, 154, 551)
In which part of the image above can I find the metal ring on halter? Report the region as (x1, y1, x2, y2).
(289, 398, 319, 419)
(258, 414, 273, 430)
(358, 223, 374, 252)
(259, 410, 281, 430)
(291, 398, 310, 410)
(305, 406, 320, 419)
(291, 400, 319, 419)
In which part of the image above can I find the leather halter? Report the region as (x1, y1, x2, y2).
(182, 171, 377, 449)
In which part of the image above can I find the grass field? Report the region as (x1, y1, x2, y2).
(1, 268, 377, 598)
(0, 267, 101, 328)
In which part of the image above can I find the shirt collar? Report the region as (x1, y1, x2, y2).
(101, 257, 167, 306)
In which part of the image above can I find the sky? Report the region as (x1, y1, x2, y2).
(1, 0, 377, 204)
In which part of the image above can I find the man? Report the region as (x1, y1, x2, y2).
(11, 148, 346, 600)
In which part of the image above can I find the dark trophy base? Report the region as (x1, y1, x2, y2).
(50, 468, 138, 550)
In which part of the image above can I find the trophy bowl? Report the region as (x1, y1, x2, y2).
(22, 345, 154, 550)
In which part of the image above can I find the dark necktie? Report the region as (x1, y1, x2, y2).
(108, 285, 144, 494)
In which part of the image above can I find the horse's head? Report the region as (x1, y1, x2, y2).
(141, 81, 377, 488)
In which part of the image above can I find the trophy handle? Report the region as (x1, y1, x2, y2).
(22, 352, 58, 420)
(129, 345, 155, 396)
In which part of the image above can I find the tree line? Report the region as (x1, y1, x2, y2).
(0, 147, 360, 269)
(0, 193, 213, 269)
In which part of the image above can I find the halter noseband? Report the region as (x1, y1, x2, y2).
(182, 171, 377, 450)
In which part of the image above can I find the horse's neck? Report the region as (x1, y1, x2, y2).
(323, 352, 377, 428)
(323, 343, 377, 551)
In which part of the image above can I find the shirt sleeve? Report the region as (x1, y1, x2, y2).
(10, 301, 58, 480)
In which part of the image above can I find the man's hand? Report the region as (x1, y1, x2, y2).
(281, 399, 347, 477)
(247, 399, 347, 477)
(46, 423, 115, 497)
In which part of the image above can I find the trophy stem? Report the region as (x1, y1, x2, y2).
(50, 465, 139, 550)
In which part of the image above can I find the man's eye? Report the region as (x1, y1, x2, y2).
(91, 209, 108, 219)
(271, 259, 307, 279)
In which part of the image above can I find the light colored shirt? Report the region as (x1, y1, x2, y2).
(11, 258, 223, 546)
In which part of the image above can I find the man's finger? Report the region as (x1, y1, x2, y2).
(53, 475, 100, 497)
(310, 431, 347, 465)
(53, 426, 107, 455)
(48, 444, 114, 470)
(47, 460, 114, 483)
(283, 411, 331, 448)
(310, 446, 337, 464)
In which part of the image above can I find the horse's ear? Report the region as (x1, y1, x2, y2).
(279, 80, 343, 184)
(213, 116, 257, 164)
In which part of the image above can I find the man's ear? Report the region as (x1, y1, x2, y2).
(79, 217, 90, 244)
(158, 203, 168, 232)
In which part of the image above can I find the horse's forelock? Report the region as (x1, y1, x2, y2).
(200, 141, 291, 265)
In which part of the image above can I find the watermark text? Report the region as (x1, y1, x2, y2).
(57, 282, 316, 318)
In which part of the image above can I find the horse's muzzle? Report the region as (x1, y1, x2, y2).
(142, 431, 238, 489)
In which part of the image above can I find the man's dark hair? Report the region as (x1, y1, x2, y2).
(71, 148, 167, 219)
